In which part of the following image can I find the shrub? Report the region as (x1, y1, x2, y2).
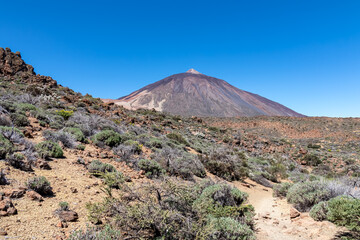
(199, 148, 248, 181)
(92, 130, 122, 147)
(286, 181, 331, 212)
(64, 127, 86, 142)
(166, 132, 189, 146)
(68, 225, 122, 240)
(207, 217, 255, 240)
(6, 153, 32, 171)
(16, 103, 37, 112)
(310, 201, 329, 221)
(59, 201, 69, 211)
(327, 196, 360, 232)
(301, 154, 322, 166)
(77, 144, 86, 151)
(0, 169, 8, 185)
(123, 140, 142, 154)
(87, 160, 116, 176)
(273, 182, 293, 198)
(102, 171, 125, 189)
(26, 176, 52, 195)
(0, 133, 13, 158)
(43, 130, 77, 148)
(138, 159, 165, 178)
(10, 112, 29, 126)
(56, 109, 74, 120)
(36, 141, 64, 159)
(193, 184, 251, 219)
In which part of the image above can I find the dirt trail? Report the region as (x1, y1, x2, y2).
(207, 173, 342, 240)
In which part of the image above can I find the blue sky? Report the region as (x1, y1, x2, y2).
(1, 0, 359, 117)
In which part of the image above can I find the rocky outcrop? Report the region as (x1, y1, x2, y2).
(0, 47, 57, 87)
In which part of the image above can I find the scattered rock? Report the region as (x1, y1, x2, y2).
(26, 190, 44, 202)
(70, 187, 78, 193)
(0, 228, 7, 236)
(0, 198, 17, 216)
(2, 188, 26, 198)
(36, 160, 51, 170)
(57, 210, 78, 222)
(290, 207, 301, 219)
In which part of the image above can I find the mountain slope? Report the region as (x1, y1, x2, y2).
(116, 69, 304, 117)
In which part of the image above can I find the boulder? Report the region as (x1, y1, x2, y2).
(290, 207, 301, 219)
(26, 190, 44, 202)
(57, 210, 78, 222)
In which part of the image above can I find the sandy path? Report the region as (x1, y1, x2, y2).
(207, 173, 342, 240)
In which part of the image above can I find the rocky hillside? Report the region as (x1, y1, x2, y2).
(115, 69, 304, 117)
(0, 48, 359, 240)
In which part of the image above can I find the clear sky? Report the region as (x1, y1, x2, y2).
(1, 0, 359, 117)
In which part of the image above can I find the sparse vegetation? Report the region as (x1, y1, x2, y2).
(35, 140, 64, 159)
(26, 176, 53, 196)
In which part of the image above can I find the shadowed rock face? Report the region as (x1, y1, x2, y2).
(116, 69, 304, 117)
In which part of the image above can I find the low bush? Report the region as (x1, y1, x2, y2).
(327, 195, 360, 232)
(166, 132, 189, 146)
(207, 217, 256, 240)
(199, 148, 248, 181)
(35, 141, 64, 159)
(102, 171, 125, 189)
(26, 176, 53, 195)
(68, 225, 122, 240)
(87, 160, 116, 176)
(64, 127, 86, 142)
(56, 109, 74, 120)
(123, 140, 142, 154)
(59, 201, 70, 211)
(10, 112, 29, 126)
(301, 154, 322, 166)
(16, 103, 37, 112)
(192, 184, 252, 221)
(43, 130, 77, 148)
(309, 201, 329, 221)
(6, 153, 32, 171)
(92, 130, 123, 147)
(273, 182, 293, 198)
(286, 181, 331, 212)
(0, 133, 13, 158)
(138, 159, 165, 178)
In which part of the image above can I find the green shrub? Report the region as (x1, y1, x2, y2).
(59, 201, 69, 211)
(92, 130, 122, 147)
(64, 127, 86, 142)
(123, 140, 142, 154)
(273, 182, 293, 198)
(193, 184, 252, 219)
(166, 132, 189, 146)
(138, 159, 165, 178)
(76, 144, 86, 151)
(0, 133, 13, 158)
(26, 176, 52, 195)
(199, 148, 248, 181)
(10, 112, 29, 126)
(68, 225, 122, 240)
(207, 217, 255, 240)
(88, 160, 116, 176)
(301, 154, 322, 166)
(16, 103, 37, 112)
(36, 141, 64, 159)
(102, 171, 125, 189)
(286, 181, 331, 212)
(148, 138, 163, 149)
(310, 201, 329, 221)
(327, 196, 360, 232)
(56, 109, 74, 120)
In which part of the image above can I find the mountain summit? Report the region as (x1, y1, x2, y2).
(115, 70, 303, 117)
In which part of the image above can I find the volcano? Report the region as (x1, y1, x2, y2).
(114, 69, 304, 117)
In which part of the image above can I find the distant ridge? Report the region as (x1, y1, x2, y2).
(114, 69, 304, 117)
